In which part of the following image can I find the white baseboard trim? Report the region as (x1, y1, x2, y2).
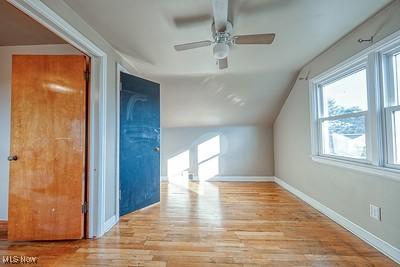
(208, 176, 275, 182)
(163, 175, 273, 182)
(104, 215, 118, 233)
(274, 176, 400, 264)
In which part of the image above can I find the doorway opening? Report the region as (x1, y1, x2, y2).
(0, 1, 104, 240)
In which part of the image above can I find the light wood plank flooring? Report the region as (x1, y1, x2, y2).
(0, 181, 396, 266)
(0, 221, 7, 241)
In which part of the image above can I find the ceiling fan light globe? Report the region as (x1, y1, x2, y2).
(213, 43, 229, 59)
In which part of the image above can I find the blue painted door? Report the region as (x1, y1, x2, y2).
(119, 72, 160, 216)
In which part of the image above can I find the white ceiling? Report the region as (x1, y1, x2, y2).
(0, 1, 66, 46)
(64, 0, 390, 127)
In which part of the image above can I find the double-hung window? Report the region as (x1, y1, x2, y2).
(383, 48, 400, 168)
(310, 30, 400, 177)
(318, 65, 369, 161)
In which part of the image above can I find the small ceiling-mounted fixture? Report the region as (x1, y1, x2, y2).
(173, 0, 276, 70)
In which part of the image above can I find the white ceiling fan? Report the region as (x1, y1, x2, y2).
(173, 0, 276, 70)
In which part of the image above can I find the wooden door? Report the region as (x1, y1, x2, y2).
(8, 55, 88, 241)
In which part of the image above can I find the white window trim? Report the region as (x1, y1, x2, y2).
(311, 59, 370, 162)
(381, 45, 400, 168)
(385, 105, 400, 167)
(311, 155, 400, 181)
(309, 29, 400, 182)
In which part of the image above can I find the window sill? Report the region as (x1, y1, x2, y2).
(311, 155, 400, 182)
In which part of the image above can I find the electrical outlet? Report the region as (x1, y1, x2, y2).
(370, 204, 381, 221)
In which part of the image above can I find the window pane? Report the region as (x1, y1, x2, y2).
(394, 110, 400, 164)
(321, 115, 366, 159)
(321, 69, 368, 117)
(395, 53, 400, 105)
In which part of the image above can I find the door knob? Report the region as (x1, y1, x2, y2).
(8, 155, 18, 161)
(153, 147, 160, 152)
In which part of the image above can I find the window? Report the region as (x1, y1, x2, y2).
(310, 30, 400, 177)
(319, 68, 368, 160)
(384, 51, 400, 166)
(393, 111, 400, 164)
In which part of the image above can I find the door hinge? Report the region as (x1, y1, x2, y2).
(82, 202, 88, 214)
(84, 70, 90, 81)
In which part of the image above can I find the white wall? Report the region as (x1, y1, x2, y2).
(0, 44, 83, 220)
(274, 0, 400, 249)
(161, 125, 274, 179)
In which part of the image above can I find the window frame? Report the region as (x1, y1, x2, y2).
(309, 29, 400, 181)
(381, 45, 400, 169)
(315, 62, 370, 163)
(385, 105, 400, 168)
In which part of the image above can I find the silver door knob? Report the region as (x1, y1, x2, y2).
(153, 147, 160, 152)
(8, 155, 18, 161)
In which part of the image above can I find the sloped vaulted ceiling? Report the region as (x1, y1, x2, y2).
(62, 0, 391, 127)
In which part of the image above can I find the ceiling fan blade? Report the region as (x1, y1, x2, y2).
(174, 40, 212, 51)
(212, 0, 228, 32)
(234, 33, 276, 44)
(218, 57, 228, 69)
(173, 14, 212, 28)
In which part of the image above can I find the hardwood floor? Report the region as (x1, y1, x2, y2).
(0, 221, 7, 240)
(0, 181, 396, 266)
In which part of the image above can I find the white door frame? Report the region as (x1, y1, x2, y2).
(115, 63, 130, 220)
(8, 0, 108, 238)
